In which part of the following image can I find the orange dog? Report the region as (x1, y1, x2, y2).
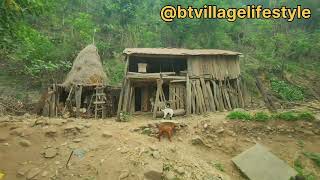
(158, 122, 176, 142)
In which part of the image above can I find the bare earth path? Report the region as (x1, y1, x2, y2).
(0, 111, 319, 180)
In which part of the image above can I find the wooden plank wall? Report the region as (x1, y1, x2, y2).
(188, 55, 240, 80)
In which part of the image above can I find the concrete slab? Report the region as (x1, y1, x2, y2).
(232, 144, 297, 180)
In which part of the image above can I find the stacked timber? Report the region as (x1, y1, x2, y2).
(188, 77, 244, 114)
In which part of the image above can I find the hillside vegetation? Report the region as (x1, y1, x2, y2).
(1, 0, 320, 102)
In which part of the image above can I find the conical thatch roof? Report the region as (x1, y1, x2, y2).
(62, 44, 108, 87)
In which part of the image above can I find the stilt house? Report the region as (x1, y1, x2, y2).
(117, 48, 244, 119)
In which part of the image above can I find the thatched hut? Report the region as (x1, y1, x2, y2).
(40, 44, 120, 118)
(117, 48, 244, 119)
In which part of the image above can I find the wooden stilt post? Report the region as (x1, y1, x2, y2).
(122, 79, 131, 113)
(117, 78, 126, 120)
(117, 56, 129, 120)
(191, 80, 196, 114)
(186, 74, 191, 115)
(153, 79, 163, 119)
(63, 86, 74, 114)
(75, 85, 82, 118)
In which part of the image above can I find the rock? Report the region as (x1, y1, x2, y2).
(301, 130, 314, 135)
(0, 133, 9, 142)
(142, 128, 152, 135)
(313, 129, 320, 135)
(144, 162, 163, 180)
(10, 128, 24, 136)
(191, 136, 205, 145)
(41, 171, 48, 177)
(19, 139, 31, 147)
(149, 145, 158, 151)
(163, 171, 176, 180)
(64, 125, 80, 135)
(119, 170, 130, 179)
(45, 127, 58, 137)
(175, 167, 185, 175)
(83, 123, 92, 128)
(44, 148, 57, 158)
(216, 128, 224, 134)
(121, 149, 129, 154)
(226, 130, 236, 137)
(72, 138, 82, 143)
(131, 128, 140, 132)
(3, 142, 9, 146)
(17, 166, 31, 176)
(306, 122, 313, 126)
(23, 113, 31, 118)
(152, 151, 161, 159)
(75, 125, 84, 130)
(203, 123, 208, 129)
(102, 131, 113, 138)
(26, 167, 41, 179)
(170, 146, 176, 153)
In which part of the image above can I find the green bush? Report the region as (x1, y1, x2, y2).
(227, 111, 252, 121)
(273, 111, 299, 121)
(304, 152, 320, 167)
(119, 112, 130, 122)
(298, 112, 315, 121)
(294, 158, 317, 180)
(273, 111, 315, 121)
(253, 112, 270, 122)
(271, 78, 304, 101)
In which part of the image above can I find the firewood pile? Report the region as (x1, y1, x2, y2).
(0, 96, 27, 116)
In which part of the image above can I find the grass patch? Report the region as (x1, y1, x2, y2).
(253, 112, 270, 122)
(298, 112, 316, 121)
(273, 111, 315, 121)
(227, 111, 252, 121)
(304, 152, 320, 167)
(273, 111, 299, 121)
(227, 110, 315, 122)
(294, 158, 317, 180)
(210, 161, 225, 172)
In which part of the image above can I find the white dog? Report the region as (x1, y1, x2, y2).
(161, 107, 174, 120)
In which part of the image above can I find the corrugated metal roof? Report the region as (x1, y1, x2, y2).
(123, 48, 241, 56)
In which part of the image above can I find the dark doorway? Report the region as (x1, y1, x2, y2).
(134, 87, 141, 111)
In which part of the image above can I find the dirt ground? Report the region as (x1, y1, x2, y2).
(0, 110, 319, 180)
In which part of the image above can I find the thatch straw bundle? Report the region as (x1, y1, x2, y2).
(62, 44, 108, 87)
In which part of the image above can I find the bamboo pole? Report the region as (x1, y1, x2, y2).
(117, 56, 129, 120)
(205, 81, 216, 112)
(122, 79, 131, 113)
(200, 77, 210, 112)
(186, 74, 191, 115)
(195, 80, 205, 113)
(237, 77, 245, 108)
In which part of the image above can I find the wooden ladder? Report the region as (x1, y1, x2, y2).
(94, 86, 106, 119)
